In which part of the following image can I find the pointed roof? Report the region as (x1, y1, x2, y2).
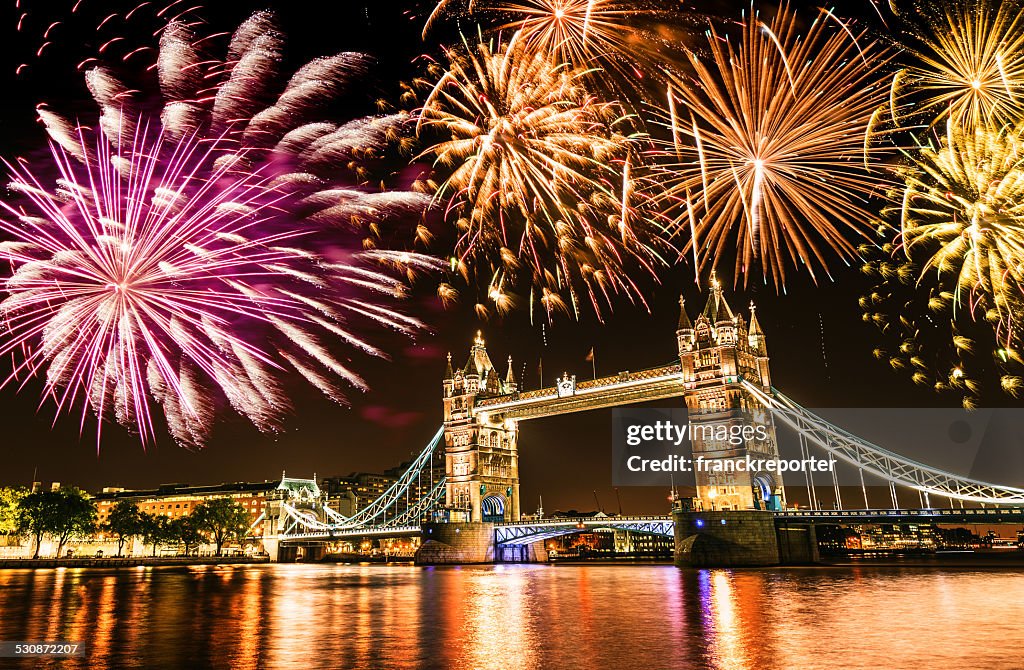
(462, 330, 495, 377)
(444, 352, 454, 380)
(702, 272, 734, 323)
(677, 295, 693, 331)
(505, 355, 517, 386)
(749, 301, 763, 336)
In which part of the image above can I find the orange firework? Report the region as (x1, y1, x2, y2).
(415, 33, 668, 319)
(656, 5, 892, 289)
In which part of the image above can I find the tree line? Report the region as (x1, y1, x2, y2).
(0, 486, 254, 558)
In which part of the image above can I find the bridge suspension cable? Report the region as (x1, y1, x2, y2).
(281, 426, 447, 536)
(744, 381, 1024, 504)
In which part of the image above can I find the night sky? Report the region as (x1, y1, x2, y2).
(0, 0, 950, 514)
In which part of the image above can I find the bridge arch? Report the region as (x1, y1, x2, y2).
(481, 494, 507, 523)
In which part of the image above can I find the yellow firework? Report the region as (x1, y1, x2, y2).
(894, 0, 1024, 131)
(657, 5, 892, 288)
(861, 225, 1024, 408)
(898, 122, 1024, 330)
(416, 34, 666, 319)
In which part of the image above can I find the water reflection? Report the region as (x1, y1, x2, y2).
(0, 564, 1022, 669)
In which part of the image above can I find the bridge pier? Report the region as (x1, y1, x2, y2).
(775, 521, 821, 565)
(415, 522, 496, 565)
(673, 510, 823, 567)
(263, 537, 280, 563)
(495, 540, 549, 563)
(674, 510, 781, 567)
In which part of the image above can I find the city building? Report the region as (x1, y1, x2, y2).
(93, 480, 278, 538)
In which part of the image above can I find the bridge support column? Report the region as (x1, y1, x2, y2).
(263, 537, 280, 563)
(775, 522, 820, 565)
(415, 522, 496, 565)
(495, 539, 549, 563)
(674, 510, 780, 567)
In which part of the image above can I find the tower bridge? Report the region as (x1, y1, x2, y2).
(263, 279, 1024, 566)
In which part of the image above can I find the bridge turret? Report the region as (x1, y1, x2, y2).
(677, 296, 695, 356)
(443, 352, 454, 396)
(505, 356, 518, 394)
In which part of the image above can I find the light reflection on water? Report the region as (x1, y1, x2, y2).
(0, 564, 1021, 669)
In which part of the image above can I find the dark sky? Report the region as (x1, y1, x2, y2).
(0, 0, 950, 514)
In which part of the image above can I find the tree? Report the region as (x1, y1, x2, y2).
(171, 515, 205, 556)
(104, 500, 144, 557)
(18, 488, 96, 559)
(140, 513, 174, 557)
(0, 487, 27, 536)
(192, 498, 251, 556)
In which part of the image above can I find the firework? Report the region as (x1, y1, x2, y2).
(0, 12, 440, 447)
(423, 0, 692, 98)
(415, 34, 666, 319)
(656, 5, 892, 288)
(892, 0, 1024, 132)
(862, 123, 1024, 406)
(899, 123, 1024, 323)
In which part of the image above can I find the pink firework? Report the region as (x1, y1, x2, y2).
(0, 11, 439, 448)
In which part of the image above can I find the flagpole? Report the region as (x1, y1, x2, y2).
(592, 348, 597, 380)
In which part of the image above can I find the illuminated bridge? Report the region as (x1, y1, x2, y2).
(264, 282, 1024, 565)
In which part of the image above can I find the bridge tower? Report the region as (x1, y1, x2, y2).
(677, 275, 786, 511)
(442, 332, 521, 522)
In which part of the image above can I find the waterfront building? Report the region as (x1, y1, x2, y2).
(93, 481, 277, 539)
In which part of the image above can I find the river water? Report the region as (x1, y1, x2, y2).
(0, 563, 1021, 669)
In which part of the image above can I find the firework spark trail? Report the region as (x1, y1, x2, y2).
(423, 0, 694, 99)
(655, 4, 892, 289)
(892, 0, 1024, 132)
(861, 122, 1024, 407)
(415, 33, 668, 320)
(0, 10, 441, 447)
(897, 121, 1024, 338)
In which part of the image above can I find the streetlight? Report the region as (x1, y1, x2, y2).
(708, 487, 718, 511)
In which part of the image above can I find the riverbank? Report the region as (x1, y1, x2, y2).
(819, 550, 1024, 569)
(0, 555, 270, 569)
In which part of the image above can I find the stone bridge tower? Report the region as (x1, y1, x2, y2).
(442, 332, 521, 522)
(677, 275, 785, 511)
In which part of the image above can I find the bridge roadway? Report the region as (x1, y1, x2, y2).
(278, 507, 1024, 544)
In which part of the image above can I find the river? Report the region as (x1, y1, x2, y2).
(0, 563, 1021, 669)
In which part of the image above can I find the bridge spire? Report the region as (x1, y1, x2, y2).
(677, 295, 692, 331)
(505, 355, 517, 393)
(444, 352, 453, 380)
(749, 301, 765, 350)
(702, 271, 734, 323)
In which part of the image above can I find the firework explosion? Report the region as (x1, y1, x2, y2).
(892, 0, 1024, 132)
(655, 5, 892, 288)
(0, 11, 439, 447)
(863, 123, 1024, 406)
(423, 0, 693, 100)
(415, 34, 666, 319)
